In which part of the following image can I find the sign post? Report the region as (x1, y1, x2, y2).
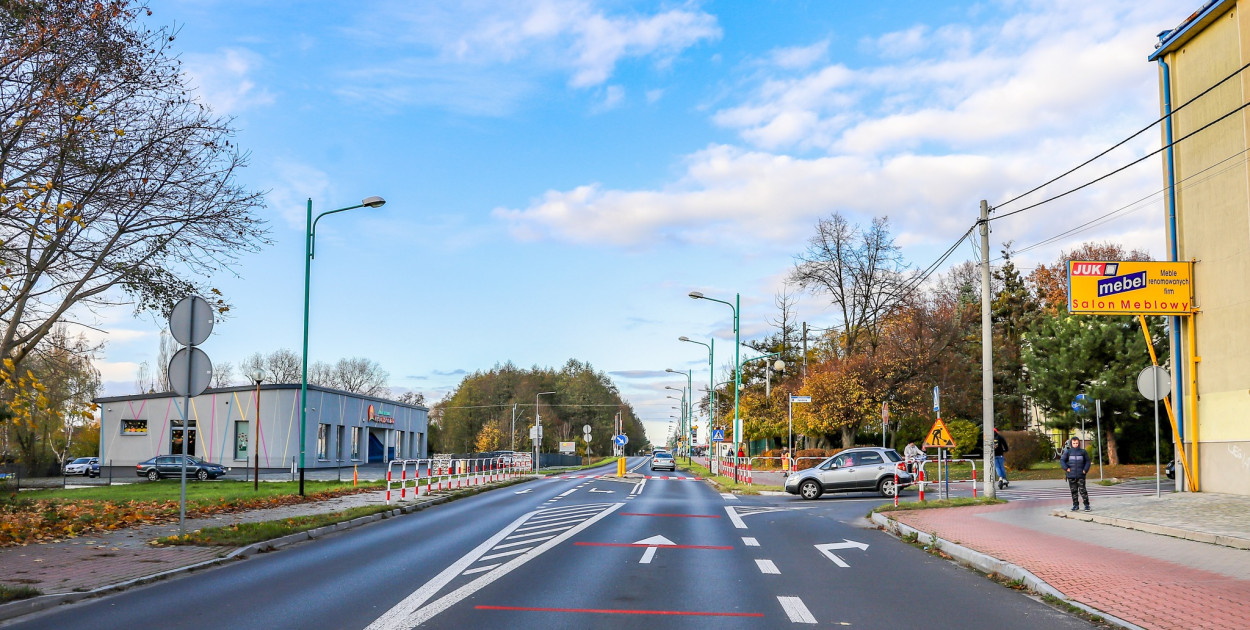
(881, 401, 890, 448)
(788, 395, 811, 470)
(167, 295, 214, 537)
(1137, 365, 1172, 499)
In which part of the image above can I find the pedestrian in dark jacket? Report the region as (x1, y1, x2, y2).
(1060, 437, 1092, 511)
(993, 429, 1010, 489)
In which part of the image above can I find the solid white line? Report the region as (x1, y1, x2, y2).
(557, 489, 577, 497)
(513, 517, 584, 532)
(720, 493, 738, 501)
(756, 559, 780, 575)
(778, 596, 817, 624)
(491, 535, 555, 550)
(527, 508, 603, 521)
(461, 563, 500, 575)
(369, 503, 624, 629)
(477, 547, 531, 562)
(630, 479, 645, 495)
(504, 524, 575, 540)
(639, 546, 657, 564)
(743, 537, 759, 547)
(725, 506, 747, 529)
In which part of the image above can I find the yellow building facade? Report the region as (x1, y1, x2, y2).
(1152, 0, 1250, 496)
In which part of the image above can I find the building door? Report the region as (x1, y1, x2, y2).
(171, 428, 197, 457)
(368, 430, 384, 463)
(235, 422, 249, 461)
(336, 425, 345, 463)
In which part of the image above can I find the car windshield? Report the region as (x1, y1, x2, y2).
(655, 453, 672, 459)
(884, 450, 902, 462)
(72, 457, 91, 464)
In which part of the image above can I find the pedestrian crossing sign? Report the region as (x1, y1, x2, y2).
(924, 418, 956, 448)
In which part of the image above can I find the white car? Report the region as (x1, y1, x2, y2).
(63, 457, 98, 476)
(650, 451, 676, 471)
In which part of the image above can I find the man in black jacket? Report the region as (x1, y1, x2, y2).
(1060, 437, 1092, 511)
(993, 428, 1010, 489)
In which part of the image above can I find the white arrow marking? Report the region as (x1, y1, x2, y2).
(514, 488, 532, 494)
(634, 534, 675, 564)
(589, 488, 614, 494)
(814, 540, 869, 568)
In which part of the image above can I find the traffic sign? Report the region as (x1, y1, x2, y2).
(169, 295, 214, 347)
(933, 386, 940, 416)
(582, 424, 592, 435)
(923, 417, 956, 448)
(790, 395, 812, 403)
(167, 347, 212, 397)
(613, 434, 629, 447)
(1071, 393, 1089, 413)
(1136, 366, 1171, 401)
(711, 428, 725, 442)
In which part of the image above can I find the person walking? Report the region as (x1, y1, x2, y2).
(993, 428, 1010, 489)
(1060, 436, 1092, 511)
(904, 441, 926, 475)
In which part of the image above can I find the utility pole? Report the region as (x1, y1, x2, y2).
(980, 200, 997, 499)
(510, 403, 518, 453)
(802, 321, 808, 378)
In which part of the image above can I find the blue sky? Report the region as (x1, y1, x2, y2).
(88, 0, 1189, 446)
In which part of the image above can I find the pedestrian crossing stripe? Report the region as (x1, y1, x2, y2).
(923, 418, 956, 448)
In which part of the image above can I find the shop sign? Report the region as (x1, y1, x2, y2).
(1067, 260, 1194, 315)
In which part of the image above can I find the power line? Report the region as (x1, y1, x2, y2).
(994, 59, 1250, 211)
(991, 98, 1250, 221)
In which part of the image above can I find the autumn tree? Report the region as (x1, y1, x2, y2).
(796, 357, 875, 448)
(474, 424, 503, 453)
(8, 326, 99, 471)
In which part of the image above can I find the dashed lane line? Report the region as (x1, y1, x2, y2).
(720, 493, 738, 501)
(777, 597, 817, 624)
(755, 559, 780, 575)
(742, 537, 759, 547)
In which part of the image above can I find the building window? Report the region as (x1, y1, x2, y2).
(317, 424, 329, 460)
(235, 421, 249, 460)
(121, 419, 147, 435)
(351, 428, 361, 460)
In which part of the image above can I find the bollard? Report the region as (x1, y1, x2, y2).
(972, 465, 977, 498)
(353, 465, 358, 487)
(401, 464, 407, 499)
(386, 468, 392, 504)
(918, 469, 925, 502)
(894, 467, 899, 507)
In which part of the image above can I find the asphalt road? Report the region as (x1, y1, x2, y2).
(5, 457, 1096, 629)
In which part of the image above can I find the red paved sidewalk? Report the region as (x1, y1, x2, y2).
(886, 501, 1250, 630)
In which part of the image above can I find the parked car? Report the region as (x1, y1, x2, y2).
(784, 447, 913, 499)
(650, 451, 676, 472)
(63, 457, 98, 476)
(88, 460, 100, 478)
(136, 455, 227, 481)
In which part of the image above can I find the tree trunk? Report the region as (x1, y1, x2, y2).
(1105, 426, 1119, 466)
(840, 426, 855, 449)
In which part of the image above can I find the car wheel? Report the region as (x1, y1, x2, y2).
(196, 469, 208, 481)
(147, 469, 160, 481)
(877, 477, 898, 497)
(799, 479, 822, 500)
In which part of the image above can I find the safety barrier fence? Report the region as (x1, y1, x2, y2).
(914, 457, 980, 500)
(385, 457, 527, 504)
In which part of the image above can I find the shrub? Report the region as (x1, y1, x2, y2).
(1003, 430, 1053, 471)
(756, 449, 786, 469)
(946, 419, 980, 458)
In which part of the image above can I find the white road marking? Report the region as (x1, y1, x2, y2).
(557, 489, 577, 497)
(630, 479, 646, 495)
(725, 506, 748, 529)
(514, 517, 585, 532)
(756, 559, 780, 575)
(514, 488, 533, 494)
(366, 503, 623, 630)
(504, 526, 574, 540)
(461, 563, 500, 575)
(639, 546, 657, 564)
(743, 537, 759, 547)
(628, 459, 648, 473)
(589, 488, 614, 493)
(477, 547, 531, 562)
(720, 493, 738, 501)
(778, 596, 817, 624)
(491, 536, 555, 550)
(814, 540, 869, 568)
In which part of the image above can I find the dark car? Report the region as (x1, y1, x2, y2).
(136, 455, 227, 481)
(784, 447, 913, 499)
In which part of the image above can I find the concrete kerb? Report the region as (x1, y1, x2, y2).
(0, 475, 539, 624)
(869, 511, 1148, 630)
(1053, 510, 1250, 550)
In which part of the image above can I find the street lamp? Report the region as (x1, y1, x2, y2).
(250, 369, 265, 491)
(300, 195, 387, 497)
(690, 291, 740, 475)
(666, 368, 693, 462)
(678, 336, 713, 458)
(535, 391, 556, 471)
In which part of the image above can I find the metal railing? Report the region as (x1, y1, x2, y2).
(385, 457, 527, 504)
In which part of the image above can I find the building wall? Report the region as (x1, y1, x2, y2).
(96, 385, 428, 469)
(1157, 0, 1250, 495)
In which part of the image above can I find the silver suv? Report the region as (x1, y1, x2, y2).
(784, 447, 913, 499)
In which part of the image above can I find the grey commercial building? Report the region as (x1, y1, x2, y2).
(95, 384, 429, 469)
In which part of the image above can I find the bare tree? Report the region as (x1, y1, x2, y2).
(331, 357, 389, 397)
(308, 360, 334, 387)
(264, 349, 301, 384)
(134, 360, 155, 394)
(394, 390, 426, 406)
(0, 1, 267, 376)
(789, 213, 910, 356)
(154, 330, 176, 392)
(211, 361, 235, 388)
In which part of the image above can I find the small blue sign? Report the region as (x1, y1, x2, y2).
(711, 428, 725, 442)
(1071, 394, 1089, 413)
(613, 434, 629, 447)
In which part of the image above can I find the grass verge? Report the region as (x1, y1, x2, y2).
(154, 504, 394, 546)
(0, 584, 42, 604)
(16, 480, 384, 509)
(542, 457, 619, 475)
(678, 459, 782, 494)
(872, 496, 1005, 514)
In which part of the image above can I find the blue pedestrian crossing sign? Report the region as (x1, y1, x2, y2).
(613, 434, 629, 447)
(1071, 394, 1089, 413)
(711, 428, 725, 442)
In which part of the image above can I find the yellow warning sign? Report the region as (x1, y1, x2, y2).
(924, 418, 956, 448)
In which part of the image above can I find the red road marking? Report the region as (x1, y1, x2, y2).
(620, 512, 720, 518)
(475, 605, 762, 617)
(574, 542, 733, 549)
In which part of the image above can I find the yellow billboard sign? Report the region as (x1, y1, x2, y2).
(1067, 260, 1193, 315)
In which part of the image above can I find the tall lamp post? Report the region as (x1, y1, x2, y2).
(534, 391, 556, 471)
(665, 387, 685, 457)
(250, 369, 265, 491)
(689, 291, 739, 475)
(666, 368, 692, 463)
(678, 336, 713, 459)
(300, 195, 387, 496)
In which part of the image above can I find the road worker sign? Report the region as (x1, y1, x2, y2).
(923, 418, 956, 448)
(1067, 260, 1194, 315)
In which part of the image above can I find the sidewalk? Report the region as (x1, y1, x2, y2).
(0, 476, 529, 601)
(874, 488, 1250, 630)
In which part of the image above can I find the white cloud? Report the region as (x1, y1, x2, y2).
(495, 0, 1182, 261)
(769, 40, 830, 69)
(264, 160, 330, 229)
(592, 85, 625, 113)
(646, 88, 665, 104)
(182, 48, 275, 114)
(96, 360, 141, 384)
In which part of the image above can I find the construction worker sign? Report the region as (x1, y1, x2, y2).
(924, 418, 956, 448)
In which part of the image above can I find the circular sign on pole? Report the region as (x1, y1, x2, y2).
(1137, 366, 1172, 401)
(168, 347, 213, 397)
(1071, 393, 1089, 413)
(169, 296, 214, 347)
(583, 424, 592, 435)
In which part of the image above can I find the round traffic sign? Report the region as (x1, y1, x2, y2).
(1137, 366, 1171, 401)
(583, 424, 592, 434)
(168, 347, 213, 397)
(169, 296, 214, 347)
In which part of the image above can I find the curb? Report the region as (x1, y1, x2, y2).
(1052, 510, 1250, 550)
(870, 512, 1148, 630)
(0, 476, 537, 624)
